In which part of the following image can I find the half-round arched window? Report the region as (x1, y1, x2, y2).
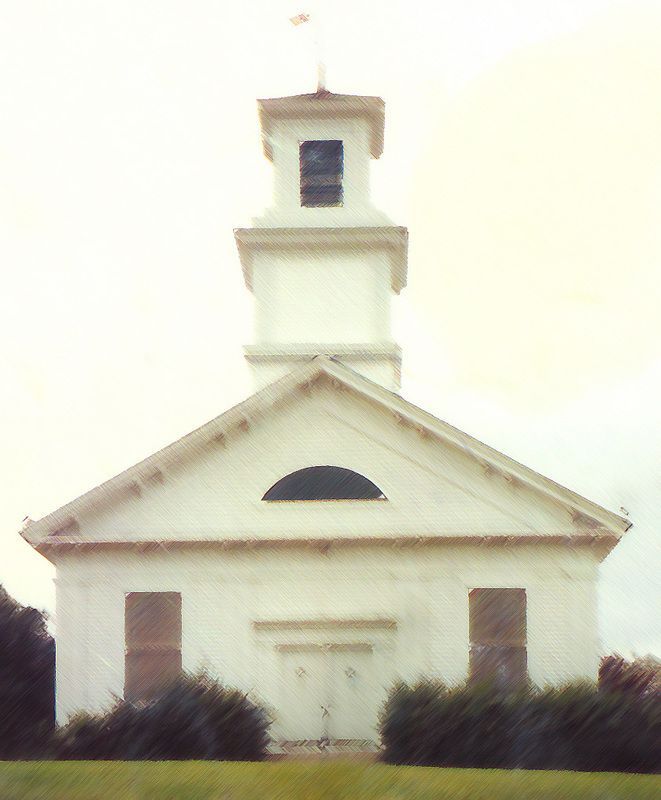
(262, 466, 387, 501)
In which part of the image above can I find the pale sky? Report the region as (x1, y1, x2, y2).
(1, 0, 659, 657)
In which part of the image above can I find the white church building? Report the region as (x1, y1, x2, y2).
(22, 89, 631, 748)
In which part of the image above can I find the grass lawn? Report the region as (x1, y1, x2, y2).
(0, 761, 658, 800)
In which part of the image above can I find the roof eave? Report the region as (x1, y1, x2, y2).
(35, 532, 623, 566)
(257, 93, 385, 161)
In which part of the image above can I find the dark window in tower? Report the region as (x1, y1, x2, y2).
(300, 140, 343, 207)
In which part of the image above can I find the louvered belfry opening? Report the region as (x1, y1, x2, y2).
(262, 465, 386, 501)
(469, 588, 527, 691)
(299, 140, 344, 207)
(124, 592, 182, 704)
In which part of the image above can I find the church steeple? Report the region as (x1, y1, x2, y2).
(234, 90, 408, 391)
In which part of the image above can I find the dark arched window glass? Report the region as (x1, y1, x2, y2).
(262, 466, 386, 501)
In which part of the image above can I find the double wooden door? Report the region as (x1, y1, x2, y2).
(277, 643, 380, 742)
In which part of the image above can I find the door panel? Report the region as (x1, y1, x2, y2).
(277, 650, 327, 741)
(328, 649, 381, 741)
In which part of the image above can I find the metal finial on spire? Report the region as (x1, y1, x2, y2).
(289, 10, 327, 93)
(317, 60, 326, 93)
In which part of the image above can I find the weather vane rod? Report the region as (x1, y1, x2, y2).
(289, 10, 326, 92)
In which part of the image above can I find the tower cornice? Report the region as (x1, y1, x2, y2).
(257, 92, 385, 161)
(234, 225, 408, 294)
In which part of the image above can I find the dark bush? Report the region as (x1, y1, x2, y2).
(55, 672, 270, 760)
(378, 680, 448, 766)
(0, 585, 55, 759)
(380, 679, 661, 773)
(522, 684, 661, 774)
(600, 653, 661, 698)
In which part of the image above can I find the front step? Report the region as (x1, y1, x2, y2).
(267, 739, 381, 760)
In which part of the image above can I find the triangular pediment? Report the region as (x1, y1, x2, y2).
(22, 357, 630, 557)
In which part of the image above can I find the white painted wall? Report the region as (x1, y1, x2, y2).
(247, 240, 399, 388)
(53, 543, 600, 737)
(252, 250, 392, 344)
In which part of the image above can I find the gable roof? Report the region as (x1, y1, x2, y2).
(21, 356, 631, 550)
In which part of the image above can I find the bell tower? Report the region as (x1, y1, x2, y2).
(234, 90, 408, 391)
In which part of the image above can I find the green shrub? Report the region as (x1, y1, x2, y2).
(379, 679, 661, 773)
(55, 672, 270, 761)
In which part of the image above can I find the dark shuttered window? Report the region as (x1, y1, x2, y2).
(124, 592, 182, 704)
(300, 140, 343, 207)
(469, 588, 527, 691)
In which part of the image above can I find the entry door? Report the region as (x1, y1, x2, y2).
(327, 648, 380, 741)
(278, 649, 329, 741)
(276, 645, 380, 742)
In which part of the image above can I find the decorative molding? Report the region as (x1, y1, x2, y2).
(50, 517, 79, 537)
(38, 533, 620, 559)
(253, 618, 397, 631)
(245, 343, 402, 360)
(119, 481, 141, 500)
(143, 469, 165, 486)
(570, 509, 603, 530)
(245, 345, 402, 379)
(234, 226, 408, 294)
(275, 642, 374, 653)
(503, 472, 523, 489)
(482, 463, 497, 478)
(257, 92, 385, 161)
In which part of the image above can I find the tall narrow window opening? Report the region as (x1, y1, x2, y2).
(124, 591, 182, 704)
(469, 588, 527, 691)
(300, 140, 343, 207)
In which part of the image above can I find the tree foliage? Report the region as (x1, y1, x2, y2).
(0, 585, 55, 758)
